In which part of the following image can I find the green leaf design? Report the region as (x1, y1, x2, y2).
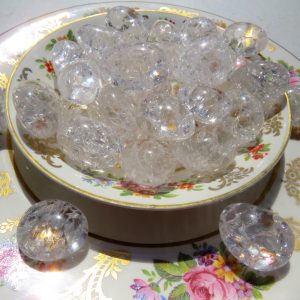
(154, 195, 162, 200)
(149, 282, 161, 293)
(39, 65, 45, 69)
(35, 59, 44, 63)
(245, 153, 251, 161)
(51, 38, 57, 43)
(142, 269, 151, 276)
(263, 144, 271, 151)
(161, 193, 177, 198)
(277, 60, 289, 70)
(45, 43, 54, 51)
(154, 260, 183, 282)
(168, 283, 189, 300)
(178, 252, 197, 272)
(252, 288, 263, 299)
(120, 191, 133, 196)
(67, 29, 76, 42)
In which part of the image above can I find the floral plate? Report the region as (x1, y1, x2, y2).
(1, 2, 300, 299)
(5, 3, 292, 210)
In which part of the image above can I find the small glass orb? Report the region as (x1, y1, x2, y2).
(101, 43, 169, 90)
(17, 199, 88, 262)
(13, 80, 59, 139)
(57, 60, 103, 105)
(287, 86, 300, 129)
(226, 87, 264, 148)
(224, 22, 268, 57)
(88, 86, 139, 142)
(142, 92, 195, 141)
(177, 35, 236, 87)
(106, 6, 147, 43)
(51, 40, 82, 73)
(149, 20, 179, 43)
(57, 115, 120, 171)
(121, 139, 176, 186)
(76, 24, 119, 59)
(219, 203, 295, 272)
(187, 85, 233, 125)
(180, 17, 218, 46)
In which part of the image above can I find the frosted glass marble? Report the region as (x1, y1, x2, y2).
(180, 17, 218, 46)
(51, 40, 82, 73)
(149, 20, 179, 43)
(76, 24, 119, 59)
(287, 86, 300, 129)
(121, 139, 176, 186)
(187, 85, 233, 125)
(57, 60, 102, 105)
(102, 43, 169, 90)
(17, 199, 88, 262)
(143, 92, 195, 141)
(57, 115, 120, 171)
(106, 6, 147, 43)
(13, 80, 58, 139)
(224, 22, 268, 57)
(219, 203, 295, 272)
(177, 36, 236, 87)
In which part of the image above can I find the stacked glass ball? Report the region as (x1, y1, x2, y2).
(13, 6, 290, 188)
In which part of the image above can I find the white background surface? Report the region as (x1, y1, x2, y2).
(0, 0, 299, 59)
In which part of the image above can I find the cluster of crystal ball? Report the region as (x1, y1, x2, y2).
(13, 6, 291, 187)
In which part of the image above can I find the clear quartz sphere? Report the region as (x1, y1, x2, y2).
(177, 35, 236, 87)
(173, 124, 236, 177)
(57, 114, 120, 171)
(121, 139, 176, 186)
(76, 24, 119, 59)
(149, 20, 179, 43)
(219, 203, 295, 272)
(287, 86, 300, 129)
(226, 87, 264, 148)
(88, 85, 140, 142)
(101, 43, 169, 90)
(13, 80, 59, 139)
(51, 40, 82, 73)
(224, 22, 268, 58)
(142, 92, 195, 141)
(16, 199, 88, 262)
(180, 17, 219, 46)
(187, 85, 233, 125)
(57, 60, 102, 105)
(105, 6, 147, 43)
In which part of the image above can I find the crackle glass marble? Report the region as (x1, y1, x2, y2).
(13, 80, 59, 139)
(149, 20, 179, 43)
(143, 92, 195, 141)
(219, 203, 295, 272)
(102, 43, 169, 90)
(287, 86, 300, 129)
(17, 199, 88, 262)
(57, 60, 102, 105)
(224, 22, 268, 57)
(180, 17, 219, 46)
(57, 115, 120, 171)
(187, 85, 233, 125)
(177, 35, 236, 87)
(76, 24, 119, 59)
(51, 40, 82, 73)
(106, 6, 147, 43)
(121, 139, 176, 186)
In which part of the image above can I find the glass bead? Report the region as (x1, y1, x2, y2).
(76, 24, 119, 59)
(142, 92, 195, 141)
(12, 80, 59, 139)
(57, 115, 120, 171)
(51, 40, 82, 73)
(187, 85, 233, 125)
(56, 60, 103, 105)
(149, 20, 179, 43)
(219, 203, 295, 272)
(101, 43, 169, 90)
(224, 22, 268, 57)
(177, 35, 236, 87)
(17, 199, 88, 262)
(121, 139, 176, 186)
(180, 17, 219, 46)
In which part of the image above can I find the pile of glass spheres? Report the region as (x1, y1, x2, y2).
(13, 6, 291, 187)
